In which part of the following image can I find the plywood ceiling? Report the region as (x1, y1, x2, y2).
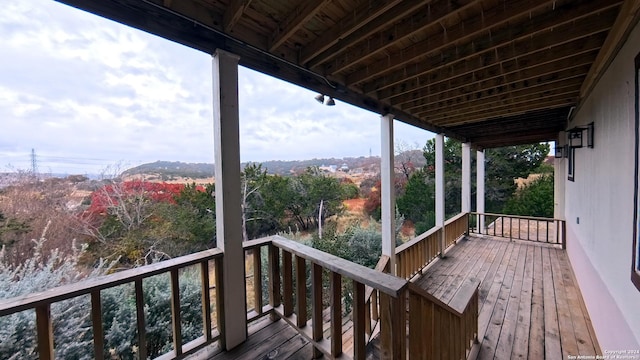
(56, 0, 638, 148)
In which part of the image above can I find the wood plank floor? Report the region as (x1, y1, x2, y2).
(190, 236, 600, 360)
(414, 236, 601, 360)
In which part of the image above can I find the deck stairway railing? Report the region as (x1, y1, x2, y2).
(469, 212, 566, 248)
(0, 216, 481, 360)
(395, 213, 469, 280)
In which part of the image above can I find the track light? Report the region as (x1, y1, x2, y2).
(314, 94, 336, 106)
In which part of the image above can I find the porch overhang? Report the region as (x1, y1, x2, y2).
(53, 0, 637, 148)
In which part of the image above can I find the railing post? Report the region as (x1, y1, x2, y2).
(353, 281, 366, 360)
(295, 256, 307, 328)
(91, 290, 105, 360)
(134, 279, 147, 360)
(170, 269, 183, 356)
(379, 291, 406, 360)
(200, 260, 213, 342)
(35, 304, 54, 360)
(330, 272, 343, 357)
(311, 263, 323, 359)
(436, 134, 445, 258)
(268, 244, 281, 321)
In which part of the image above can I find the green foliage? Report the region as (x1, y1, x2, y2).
(397, 169, 435, 229)
(340, 181, 360, 200)
(0, 211, 30, 247)
(503, 174, 554, 218)
(0, 237, 203, 359)
(422, 139, 550, 215)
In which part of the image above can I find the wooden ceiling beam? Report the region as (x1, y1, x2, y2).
(368, 3, 620, 99)
(345, 0, 552, 85)
(389, 54, 595, 110)
(417, 88, 581, 122)
(269, 0, 330, 52)
(402, 67, 588, 113)
(579, 0, 640, 101)
(299, 0, 407, 65)
(224, 0, 253, 32)
(408, 77, 584, 116)
(427, 96, 578, 126)
(395, 35, 604, 109)
(320, 0, 477, 75)
(467, 127, 562, 148)
(376, 14, 608, 100)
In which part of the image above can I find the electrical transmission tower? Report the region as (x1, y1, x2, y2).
(31, 148, 38, 176)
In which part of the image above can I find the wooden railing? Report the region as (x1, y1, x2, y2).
(406, 279, 479, 360)
(0, 248, 224, 360)
(248, 236, 408, 359)
(396, 212, 469, 280)
(469, 212, 566, 248)
(445, 212, 469, 248)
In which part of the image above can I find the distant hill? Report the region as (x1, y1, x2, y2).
(121, 150, 427, 180)
(121, 161, 214, 180)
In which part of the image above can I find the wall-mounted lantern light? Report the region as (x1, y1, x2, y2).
(554, 142, 564, 158)
(567, 122, 594, 149)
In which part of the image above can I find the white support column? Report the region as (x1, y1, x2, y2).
(461, 142, 471, 213)
(477, 150, 486, 232)
(435, 134, 445, 257)
(212, 49, 247, 349)
(380, 114, 396, 274)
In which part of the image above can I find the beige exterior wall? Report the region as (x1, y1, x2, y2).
(563, 21, 640, 351)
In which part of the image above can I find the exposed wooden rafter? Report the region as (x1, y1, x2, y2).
(54, 0, 627, 149)
(269, 0, 330, 51)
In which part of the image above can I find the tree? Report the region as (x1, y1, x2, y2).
(422, 139, 550, 214)
(396, 168, 435, 233)
(503, 174, 554, 217)
(287, 168, 344, 231)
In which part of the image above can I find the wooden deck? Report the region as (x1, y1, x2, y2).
(191, 235, 599, 360)
(414, 236, 600, 359)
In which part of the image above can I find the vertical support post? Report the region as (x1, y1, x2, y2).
(311, 263, 323, 359)
(461, 142, 471, 213)
(380, 113, 396, 274)
(477, 150, 486, 232)
(435, 134, 445, 257)
(212, 49, 247, 349)
(200, 260, 213, 342)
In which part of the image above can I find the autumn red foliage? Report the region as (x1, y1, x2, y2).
(87, 180, 203, 215)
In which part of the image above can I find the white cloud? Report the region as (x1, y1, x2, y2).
(0, 0, 434, 175)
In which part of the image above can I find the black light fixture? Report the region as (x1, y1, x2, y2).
(314, 93, 336, 106)
(554, 142, 564, 158)
(564, 144, 569, 158)
(567, 122, 595, 149)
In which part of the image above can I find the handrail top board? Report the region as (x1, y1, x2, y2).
(0, 248, 223, 316)
(471, 211, 564, 222)
(449, 278, 481, 314)
(271, 236, 407, 297)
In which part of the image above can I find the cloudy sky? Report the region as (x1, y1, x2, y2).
(0, 0, 434, 175)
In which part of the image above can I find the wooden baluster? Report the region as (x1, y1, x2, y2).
(91, 290, 105, 360)
(268, 245, 281, 321)
(282, 250, 293, 316)
(253, 249, 263, 314)
(408, 292, 423, 359)
(200, 260, 213, 342)
(311, 263, 323, 359)
(295, 256, 307, 327)
(35, 304, 54, 360)
(352, 281, 365, 360)
(135, 279, 147, 360)
(170, 268, 183, 356)
(379, 291, 406, 360)
(215, 258, 226, 348)
(330, 272, 343, 356)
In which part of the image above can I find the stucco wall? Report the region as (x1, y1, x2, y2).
(564, 21, 640, 351)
